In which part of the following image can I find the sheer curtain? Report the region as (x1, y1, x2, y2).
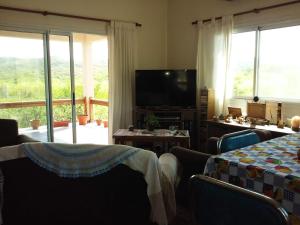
(196, 15, 233, 116)
(108, 21, 137, 144)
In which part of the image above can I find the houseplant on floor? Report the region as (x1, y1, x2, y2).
(78, 114, 89, 125)
(30, 107, 42, 130)
(76, 105, 89, 125)
(53, 105, 70, 127)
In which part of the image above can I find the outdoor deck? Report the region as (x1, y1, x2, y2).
(20, 122, 108, 145)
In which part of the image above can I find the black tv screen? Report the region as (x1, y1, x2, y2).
(135, 69, 196, 108)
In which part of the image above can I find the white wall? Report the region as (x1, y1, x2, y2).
(167, 0, 300, 68)
(0, 0, 168, 69)
(167, 0, 300, 122)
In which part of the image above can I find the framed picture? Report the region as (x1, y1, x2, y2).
(228, 107, 242, 118)
(247, 102, 266, 119)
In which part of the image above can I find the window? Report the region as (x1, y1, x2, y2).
(230, 31, 256, 97)
(230, 25, 300, 101)
(0, 30, 109, 144)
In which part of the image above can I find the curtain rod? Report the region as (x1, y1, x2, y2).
(192, 0, 300, 25)
(0, 5, 142, 27)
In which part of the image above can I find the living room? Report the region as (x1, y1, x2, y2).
(1, 1, 300, 225)
(0, 0, 299, 146)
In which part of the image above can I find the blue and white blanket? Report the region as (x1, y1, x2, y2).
(21, 143, 140, 178)
(0, 143, 175, 225)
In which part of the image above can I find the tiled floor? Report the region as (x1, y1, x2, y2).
(19, 122, 108, 145)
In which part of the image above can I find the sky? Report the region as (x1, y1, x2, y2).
(0, 34, 108, 63)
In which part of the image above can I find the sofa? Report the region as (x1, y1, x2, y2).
(0, 119, 38, 147)
(0, 156, 153, 225)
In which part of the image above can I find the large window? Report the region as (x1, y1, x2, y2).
(0, 30, 108, 144)
(230, 25, 300, 101)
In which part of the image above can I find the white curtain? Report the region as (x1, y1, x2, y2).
(108, 21, 137, 144)
(196, 15, 233, 116)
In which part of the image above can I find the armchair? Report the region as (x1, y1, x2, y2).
(169, 146, 211, 208)
(0, 119, 38, 147)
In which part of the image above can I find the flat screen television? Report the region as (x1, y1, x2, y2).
(135, 69, 196, 108)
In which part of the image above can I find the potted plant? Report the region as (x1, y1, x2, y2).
(144, 113, 159, 131)
(95, 118, 102, 126)
(53, 105, 70, 127)
(78, 114, 89, 125)
(102, 119, 108, 128)
(31, 107, 42, 130)
(76, 105, 89, 125)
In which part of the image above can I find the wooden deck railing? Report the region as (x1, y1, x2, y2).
(0, 97, 109, 121)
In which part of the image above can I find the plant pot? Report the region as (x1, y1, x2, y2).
(31, 119, 40, 130)
(53, 120, 69, 127)
(103, 120, 108, 128)
(78, 115, 89, 125)
(96, 119, 102, 126)
(147, 125, 155, 131)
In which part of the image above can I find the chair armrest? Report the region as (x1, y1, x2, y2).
(16, 134, 39, 144)
(170, 146, 212, 207)
(206, 137, 219, 155)
(254, 129, 272, 141)
(170, 146, 211, 174)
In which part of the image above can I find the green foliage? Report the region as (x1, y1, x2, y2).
(0, 57, 108, 128)
(144, 113, 160, 130)
(233, 67, 253, 97)
(93, 105, 108, 120)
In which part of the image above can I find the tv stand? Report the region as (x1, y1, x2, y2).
(134, 107, 197, 149)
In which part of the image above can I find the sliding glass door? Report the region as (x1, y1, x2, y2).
(48, 33, 76, 143)
(0, 28, 109, 144)
(0, 30, 49, 141)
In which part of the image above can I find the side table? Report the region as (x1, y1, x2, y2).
(113, 129, 190, 149)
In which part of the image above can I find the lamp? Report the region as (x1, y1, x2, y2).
(291, 116, 300, 132)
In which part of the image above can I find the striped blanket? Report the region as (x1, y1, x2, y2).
(0, 143, 172, 225)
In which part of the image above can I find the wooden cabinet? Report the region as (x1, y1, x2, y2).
(134, 108, 197, 149)
(198, 89, 215, 148)
(199, 88, 215, 122)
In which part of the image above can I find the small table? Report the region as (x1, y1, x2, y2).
(113, 129, 190, 149)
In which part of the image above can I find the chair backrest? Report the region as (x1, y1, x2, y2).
(217, 129, 260, 153)
(0, 119, 19, 147)
(189, 175, 289, 225)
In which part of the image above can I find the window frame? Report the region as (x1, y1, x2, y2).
(232, 24, 300, 103)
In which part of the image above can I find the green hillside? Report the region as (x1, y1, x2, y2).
(0, 57, 108, 128)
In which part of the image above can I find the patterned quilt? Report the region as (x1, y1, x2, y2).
(205, 133, 300, 216)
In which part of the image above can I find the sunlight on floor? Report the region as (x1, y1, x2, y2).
(19, 122, 108, 145)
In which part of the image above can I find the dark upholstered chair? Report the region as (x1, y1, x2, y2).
(207, 129, 272, 154)
(0, 119, 38, 147)
(189, 174, 290, 225)
(170, 146, 211, 208)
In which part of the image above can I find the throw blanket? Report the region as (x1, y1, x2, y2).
(21, 143, 140, 177)
(0, 143, 170, 225)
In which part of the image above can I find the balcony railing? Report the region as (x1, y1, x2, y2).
(0, 96, 108, 122)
